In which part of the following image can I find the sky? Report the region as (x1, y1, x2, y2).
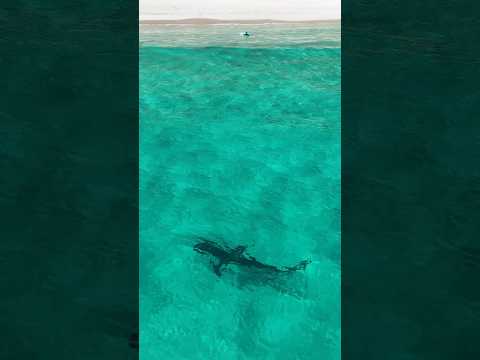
(140, 0, 341, 21)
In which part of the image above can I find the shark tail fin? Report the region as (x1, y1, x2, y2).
(287, 259, 311, 272)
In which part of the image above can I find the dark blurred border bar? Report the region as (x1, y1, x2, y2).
(0, 1, 138, 359)
(342, 1, 480, 358)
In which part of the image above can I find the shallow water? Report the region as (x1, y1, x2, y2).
(140, 27, 340, 360)
(140, 23, 340, 48)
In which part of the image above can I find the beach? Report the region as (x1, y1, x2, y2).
(140, 0, 340, 22)
(140, 18, 341, 25)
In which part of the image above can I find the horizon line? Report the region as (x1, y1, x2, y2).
(139, 18, 341, 25)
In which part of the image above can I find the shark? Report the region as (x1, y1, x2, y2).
(193, 238, 311, 277)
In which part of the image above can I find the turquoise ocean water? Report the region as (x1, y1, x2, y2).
(140, 24, 340, 360)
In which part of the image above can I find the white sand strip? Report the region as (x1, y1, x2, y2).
(140, 0, 340, 21)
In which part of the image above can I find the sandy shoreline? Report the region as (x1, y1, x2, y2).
(140, 18, 340, 25)
(140, 0, 340, 22)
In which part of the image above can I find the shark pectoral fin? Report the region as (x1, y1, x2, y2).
(212, 260, 225, 277)
(213, 265, 222, 277)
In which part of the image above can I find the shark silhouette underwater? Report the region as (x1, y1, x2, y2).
(193, 238, 311, 277)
